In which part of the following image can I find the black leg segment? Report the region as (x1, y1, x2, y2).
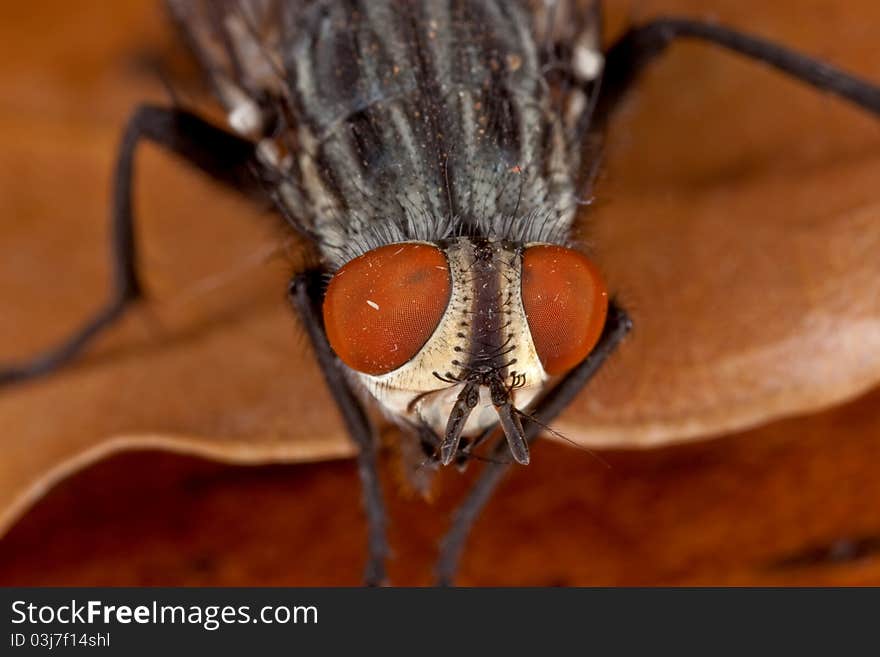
(0, 105, 262, 386)
(289, 270, 390, 586)
(434, 302, 633, 586)
(597, 17, 880, 129)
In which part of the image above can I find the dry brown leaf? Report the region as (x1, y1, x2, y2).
(3, 384, 880, 586)
(1, 0, 879, 538)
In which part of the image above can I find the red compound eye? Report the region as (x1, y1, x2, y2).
(323, 243, 451, 375)
(521, 244, 608, 375)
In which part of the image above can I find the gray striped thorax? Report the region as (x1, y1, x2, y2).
(278, 0, 587, 268)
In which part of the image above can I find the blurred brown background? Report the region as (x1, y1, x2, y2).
(1, 0, 879, 585)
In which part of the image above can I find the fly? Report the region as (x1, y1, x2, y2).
(1, 1, 879, 586)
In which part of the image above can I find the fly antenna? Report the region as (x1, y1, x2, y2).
(440, 382, 480, 465)
(489, 377, 529, 465)
(514, 408, 611, 470)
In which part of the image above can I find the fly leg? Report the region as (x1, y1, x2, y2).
(434, 302, 633, 586)
(290, 270, 389, 587)
(0, 104, 263, 386)
(596, 17, 880, 131)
